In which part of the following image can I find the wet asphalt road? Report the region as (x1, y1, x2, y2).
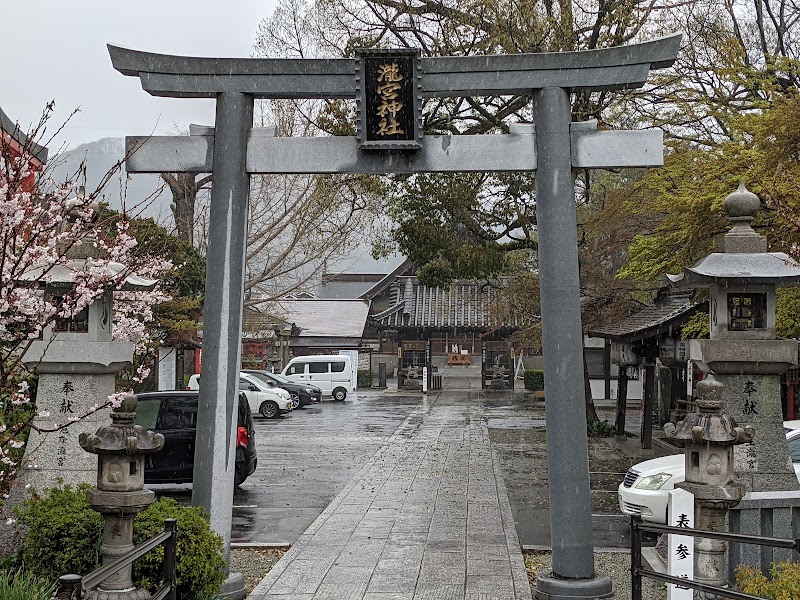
(154, 384, 654, 548)
(231, 392, 423, 544)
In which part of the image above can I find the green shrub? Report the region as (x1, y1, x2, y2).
(134, 498, 226, 600)
(0, 569, 56, 599)
(736, 561, 800, 599)
(357, 369, 373, 388)
(15, 485, 225, 600)
(588, 419, 616, 438)
(0, 545, 22, 572)
(524, 370, 544, 391)
(16, 483, 103, 580)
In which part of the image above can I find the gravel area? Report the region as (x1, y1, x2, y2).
(229, 548, 285, 594)
(524, 549, 666, 599)
(232, 546, 666, 598)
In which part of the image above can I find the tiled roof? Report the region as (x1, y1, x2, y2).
(359, 259, 415, 300)
(588, 291, 704, 342)
(273, 299, 370, 338)
(372, 276, 518, 329)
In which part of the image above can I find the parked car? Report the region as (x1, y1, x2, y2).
(133, 391, 257, 487)
(241, 369, 322, 408)
(618, 422, 800, 523)
(238, 371, 297, 413)
(280, 355, 355, 401)
(187, 373, 293, 419)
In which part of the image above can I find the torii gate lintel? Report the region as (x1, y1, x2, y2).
(125, 120, 663, 175)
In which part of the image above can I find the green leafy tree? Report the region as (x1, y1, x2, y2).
(94, 206, 206, 391)
(608, 94, 800, 338)
(254, 1, 800, 428)
(96, 207, 206, 346)
(253, 0, 688, 428)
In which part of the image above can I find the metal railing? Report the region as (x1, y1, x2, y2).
(631, 516, 800, 600)
(52, 519, 177, 600)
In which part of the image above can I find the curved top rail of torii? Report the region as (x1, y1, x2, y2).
(108, 33, 681, 99)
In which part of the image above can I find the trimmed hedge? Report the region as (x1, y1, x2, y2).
(523, 370, 545, 391)
(357, 369, 373, 388)
(133, 498, 225, 599)
(14, 484, 225, 600)
(16, 484, 102, 580)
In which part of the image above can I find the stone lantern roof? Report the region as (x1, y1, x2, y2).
(80, 395, 164, 455)
(667, 254, 800, 287)
(669, 375, 753, 445)
(16, 200, 157, 291)
(17, 262, 157, 291)
(668, 182, 800, 288)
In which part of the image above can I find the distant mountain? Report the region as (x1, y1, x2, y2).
(47, 137, 172, 222)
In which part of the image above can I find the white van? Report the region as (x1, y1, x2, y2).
(281, 355, 355, 400)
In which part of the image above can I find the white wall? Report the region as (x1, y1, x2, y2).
(590, 376, 643, 401)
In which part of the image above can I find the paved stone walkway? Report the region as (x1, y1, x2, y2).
(248, 391, 532, 600)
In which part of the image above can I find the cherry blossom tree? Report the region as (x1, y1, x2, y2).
(0, 108, 171, 503)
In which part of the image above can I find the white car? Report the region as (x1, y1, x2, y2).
(618, 422, 800, 523)
(187, 373, 293, 419)
(239, 371, 296, 414)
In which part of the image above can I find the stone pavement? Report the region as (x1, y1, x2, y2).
(248, 390, 532, 600)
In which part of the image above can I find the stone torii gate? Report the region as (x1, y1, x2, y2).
(110, 35, 680, 600)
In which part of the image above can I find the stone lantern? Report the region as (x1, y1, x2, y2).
(668, 183, 800, 492)
(18, 202, 157, 490)
(79, 395, 165, 599)
(666, 375, 754, 592)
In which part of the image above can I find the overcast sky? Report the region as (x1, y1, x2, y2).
(2, 0, 277, 149)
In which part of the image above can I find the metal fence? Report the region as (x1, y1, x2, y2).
(53, 519, 177, 600)
(631, 516, 800, 600)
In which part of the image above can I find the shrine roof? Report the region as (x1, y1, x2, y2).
(0, 106, 49, 166)
(588, 291, 705, 343)
(371, 276, 521, 330)
(359, 259, 415, 300)
(271, 299, 370, 339)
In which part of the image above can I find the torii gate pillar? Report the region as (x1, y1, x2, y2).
(532, 87, 601, 592)
(110, 35, 681, 600)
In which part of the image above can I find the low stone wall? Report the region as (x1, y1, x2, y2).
(369, 353, 399, 379)
(728, 490, 800, 581)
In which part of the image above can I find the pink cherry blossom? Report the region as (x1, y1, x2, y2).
(1, 108, 173, 499)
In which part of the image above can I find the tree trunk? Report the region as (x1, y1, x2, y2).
(584, 348, 599, 427)
(160, 172, 211, 246)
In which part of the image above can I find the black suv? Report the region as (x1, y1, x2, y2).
(241, 369, 322, 408)
(134, 391, 257, 487)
